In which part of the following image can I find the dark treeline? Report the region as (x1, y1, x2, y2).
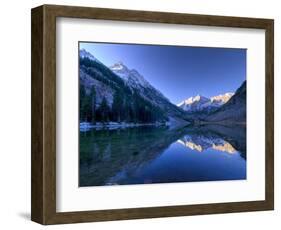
(80, 85, 167, 124)
(79, 57, 167, 124)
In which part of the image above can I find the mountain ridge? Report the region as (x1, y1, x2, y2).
(79, 49, 190, 126)
(177, 92, 234, 114)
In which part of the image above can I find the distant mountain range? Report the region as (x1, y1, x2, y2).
(79, 48, 246, 126)
(177, 93, 234, 113)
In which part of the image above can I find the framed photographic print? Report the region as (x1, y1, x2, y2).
(31, 4, 274, 225)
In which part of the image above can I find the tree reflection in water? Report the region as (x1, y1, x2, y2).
(79, 124, 246, 186)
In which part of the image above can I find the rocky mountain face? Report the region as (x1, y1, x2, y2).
(110, 62, 151, 89)
(206, 81, 246, 123)
(79, 49, 189, 126)
(109, 61, 188, 122)
(80, 48, 97, 61)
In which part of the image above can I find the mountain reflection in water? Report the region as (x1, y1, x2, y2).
(79, 125, 246, 187)
(178, 131, 239, 154)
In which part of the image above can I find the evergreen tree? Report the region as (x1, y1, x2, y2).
(112, 91, 123, 122)
(90, 86, 96, 123)
(99, 97, 110, 123)
(79, 85, 86, 121)
(79, 85, 94, 122)
(83, 96, 92, 122)
(123, 97, 131, 122)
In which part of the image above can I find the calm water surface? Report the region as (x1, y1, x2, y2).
(79, 125, 246, 186)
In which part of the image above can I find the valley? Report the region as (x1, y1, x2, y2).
(79, 48, 246, 129)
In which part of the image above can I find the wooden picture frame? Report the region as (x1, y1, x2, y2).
(31, 4, 274, 225)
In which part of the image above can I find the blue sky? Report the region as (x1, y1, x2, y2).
(80, 42, 246, 104)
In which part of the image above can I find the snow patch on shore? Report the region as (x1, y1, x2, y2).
(80, 121, 168, 132)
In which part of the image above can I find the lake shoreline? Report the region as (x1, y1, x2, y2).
(80, 120, 246, 132)
(80, 121, 169, 131)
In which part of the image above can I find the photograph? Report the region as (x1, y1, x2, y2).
(30, 4, 274, 224)
(78, 42, 247, 187)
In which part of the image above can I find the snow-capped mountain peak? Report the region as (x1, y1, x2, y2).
(211, 92, 234, 104)
(79, 48, 98, 61)
(110, 61, 171, 105)
(178, 95, 209, 105)
(80, 49, 151, 90)
(110, 61, 128, 71)
(178, 92, 234, 113)
(110, 62, 150, 88)
(109, 62, 131, 82)
(192, 95, 209, 103)
(177, 95, 210, 112)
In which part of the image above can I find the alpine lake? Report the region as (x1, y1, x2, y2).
(79, 124, 246, 187)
